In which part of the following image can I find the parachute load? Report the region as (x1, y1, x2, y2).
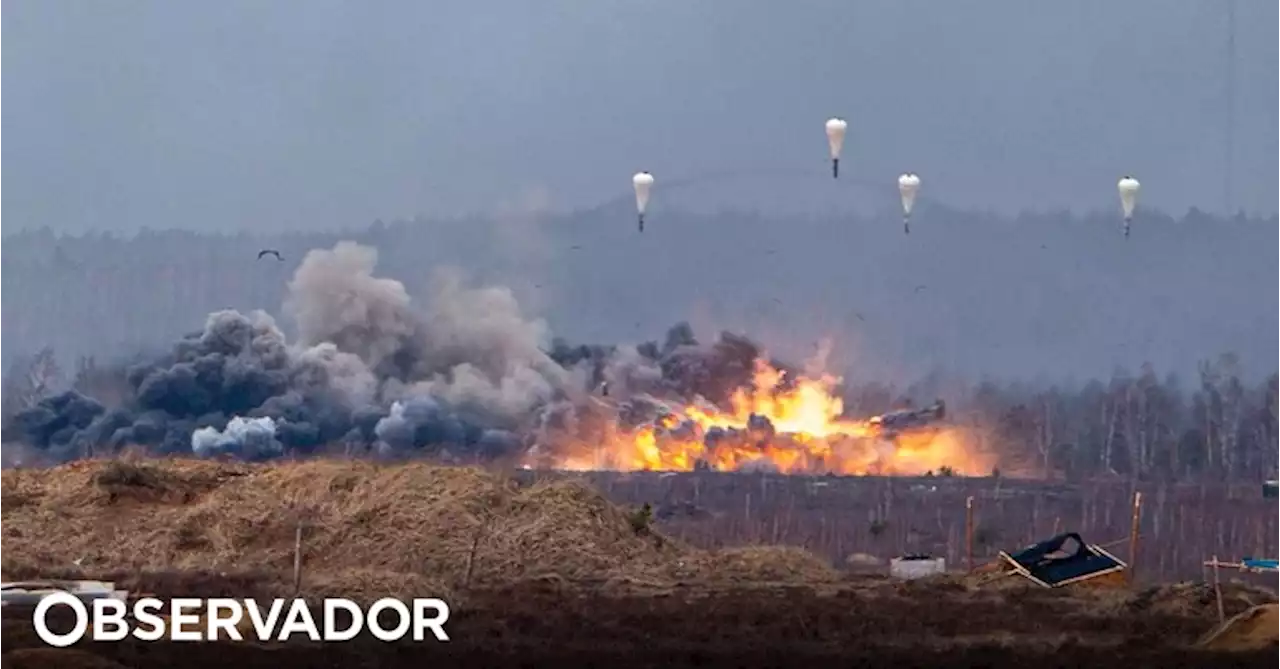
(825, 118, 848, 179)
(897, 173, 921, 235)
(1117, 176, 1140, 239)
(633, 171, 655, 233)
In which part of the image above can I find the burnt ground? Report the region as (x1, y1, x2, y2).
(3, 580, 1275, 669)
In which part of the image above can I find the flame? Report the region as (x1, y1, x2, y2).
(535, 358, 993, 477)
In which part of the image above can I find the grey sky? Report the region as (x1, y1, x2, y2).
(4, 0, 1276, 234)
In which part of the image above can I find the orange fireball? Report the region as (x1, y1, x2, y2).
(534, 358, 993, 477)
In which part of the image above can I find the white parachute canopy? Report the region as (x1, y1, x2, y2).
(825, 118, 848, 160)
(897, 173, 921, 216)
(1117, 176, 1140, 220)
(825, 118, 848, 178)
(632, 171, 655, 215)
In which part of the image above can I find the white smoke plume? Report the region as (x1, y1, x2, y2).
(285, 241, 571, 421)
(191, 416, 282, 460)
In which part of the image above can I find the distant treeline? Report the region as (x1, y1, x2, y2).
(3, 206, 1275, 382)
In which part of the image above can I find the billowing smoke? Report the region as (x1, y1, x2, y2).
(4, 241, 781, 464)
(191, 416, 282, 460)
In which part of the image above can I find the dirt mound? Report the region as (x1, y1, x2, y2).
(1117, 581, 1278, 617)
(844, 552, 884, 568)
(1, 458, 836, 595)
(697, 546, 841, 583)
(1198, 604, 1280, 652)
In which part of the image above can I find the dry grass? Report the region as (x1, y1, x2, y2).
(699, 546, 841, 582)
(1117, 581, 1278, 617)
(1, 458, 844, 600)
(1197, 604, 1280, 651)
(7, 457, 1280, 667)
(5, 456, 1274, 655)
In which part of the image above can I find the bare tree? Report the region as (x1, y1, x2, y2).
(1, 347, 62, 421)
(26, 347, 62, 398)
(1032, 389, 1056, 479)
(1263, 374, 1279, 477)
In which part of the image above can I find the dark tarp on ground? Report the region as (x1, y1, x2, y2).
(1000, 532, 1126, 587)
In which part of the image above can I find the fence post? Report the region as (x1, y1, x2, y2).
(293, 523, 305, 597)
(1127, 491, 1142, 585)
(965, 495, 975, 572)
(1210, 555, 1226, 624)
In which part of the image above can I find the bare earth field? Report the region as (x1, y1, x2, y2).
(1, 458, 1276, 668)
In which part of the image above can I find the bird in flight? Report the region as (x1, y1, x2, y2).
(258, 249, 283, 261)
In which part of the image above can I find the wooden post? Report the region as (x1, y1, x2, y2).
(1127, 491, 1142, 584)
(463, 524, 484, 589)
(292, 523, 304, 597)
(1210, 555, 1226, 624)
(965, 496, 975, 572)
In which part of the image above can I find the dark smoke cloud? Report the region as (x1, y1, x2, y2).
(5, 241, 783, 464)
